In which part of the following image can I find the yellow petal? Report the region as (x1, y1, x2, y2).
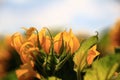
(72, 36, 80, 53)
(69, 38, 74, 53)
(11, 33, 23, 54)
(54, 32, 63, 54)
(69, 29, 80, 53)
(63, 31, 71, 43)
(41, 36, 51, 54)
(16, 69, 28, 79)
(20, 42, 34, 53)
(63, 31, 71, 52)
(20, 42, 35, 63)
(87, 45, 100, 65)
(66, 29, 80, 54)
(39, 28, 46, 45)
(39, 28, 51, 54)
(69, 28, 74, 37)
(16, 63, 40, 80)
(22, 27, 36, 38)
(28, 33, 37, 46)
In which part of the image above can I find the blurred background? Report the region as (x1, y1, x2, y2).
(0, 0, 120, 35)
(0, 0, 120, 78)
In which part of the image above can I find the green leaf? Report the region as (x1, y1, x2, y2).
(73, 34, 98, 71)
(84, 54, 120, 80)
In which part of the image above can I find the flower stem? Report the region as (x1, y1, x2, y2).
(77, 68, 82, 80)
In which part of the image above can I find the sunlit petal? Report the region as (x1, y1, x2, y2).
(11, 33, 23, 54)
(39, 28, 46, 45)
(87, 45, 100, 65)
(54, 32, 63, 54)
(41, 36, 51, 54)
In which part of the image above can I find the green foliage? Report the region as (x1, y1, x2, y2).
(73, 34, 98, 80)
(84, 54, 120, 80)
(73, 34, 98, 72)
(98, 29, 112, 56)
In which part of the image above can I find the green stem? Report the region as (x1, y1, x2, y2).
(55, 54, 71, 71)
(77, 68, 82, 80)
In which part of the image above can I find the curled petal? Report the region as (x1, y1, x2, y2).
(87, 45, 100, 65)
(20, 42, 35, 63)
(11, 33, 23, 54)
(26, 47, 39, 60)
(27, 47, 39, 53)
(28, 34, 37, 45)
(20, 42, 34, 53)
(16, 63, 41, 80)
(22, 27, 37, 38)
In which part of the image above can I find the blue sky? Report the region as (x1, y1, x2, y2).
(0, 0, 120, 35)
